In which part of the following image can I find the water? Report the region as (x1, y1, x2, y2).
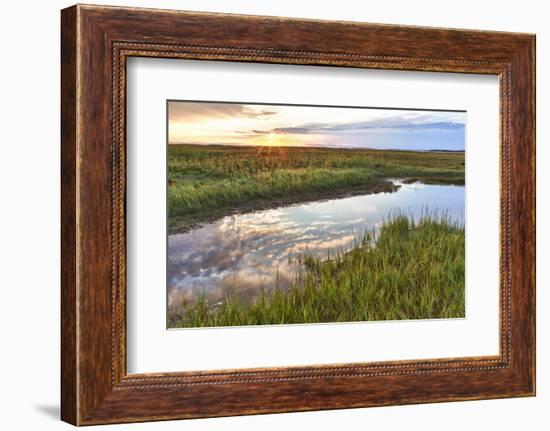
(167, 181, 464, 312)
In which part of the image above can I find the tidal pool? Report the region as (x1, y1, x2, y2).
(167, 181, 465, 314)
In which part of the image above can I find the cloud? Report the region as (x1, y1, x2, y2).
(272, 123, 328, 134)
(169, 102, 277, 122)
(264, 114, 465, 135)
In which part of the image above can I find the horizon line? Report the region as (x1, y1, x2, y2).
(168, 142, 465, 152)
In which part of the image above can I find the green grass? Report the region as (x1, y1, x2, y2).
(168, 144, 465, 232)
(170, 214, 465, 327)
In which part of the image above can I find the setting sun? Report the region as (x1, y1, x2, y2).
(265, 132, 278, 145)
(258, 132, 292, 147)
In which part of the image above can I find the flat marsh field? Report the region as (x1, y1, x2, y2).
(167, 144, 465, 327)
(168, 144, 465, 233)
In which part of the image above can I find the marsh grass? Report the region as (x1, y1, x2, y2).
(170, 214, 465, 327)
(168, 145, 465, 232)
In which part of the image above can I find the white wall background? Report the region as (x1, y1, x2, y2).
(0, 0, 546, 429)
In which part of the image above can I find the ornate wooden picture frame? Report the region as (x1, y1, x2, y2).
(61, 4, 535, 425)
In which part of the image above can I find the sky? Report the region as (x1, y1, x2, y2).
(168, 101, 466, 151)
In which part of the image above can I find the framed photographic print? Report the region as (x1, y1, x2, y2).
(61, 4, 536, 425)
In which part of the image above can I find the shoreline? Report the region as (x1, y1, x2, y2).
(168, 176, 464, 235)
(168, 178, 399, 234)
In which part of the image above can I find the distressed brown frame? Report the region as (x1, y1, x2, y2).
(61, 4, 536, 426)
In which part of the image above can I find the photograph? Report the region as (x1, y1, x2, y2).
(167, 101, 466, 328)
